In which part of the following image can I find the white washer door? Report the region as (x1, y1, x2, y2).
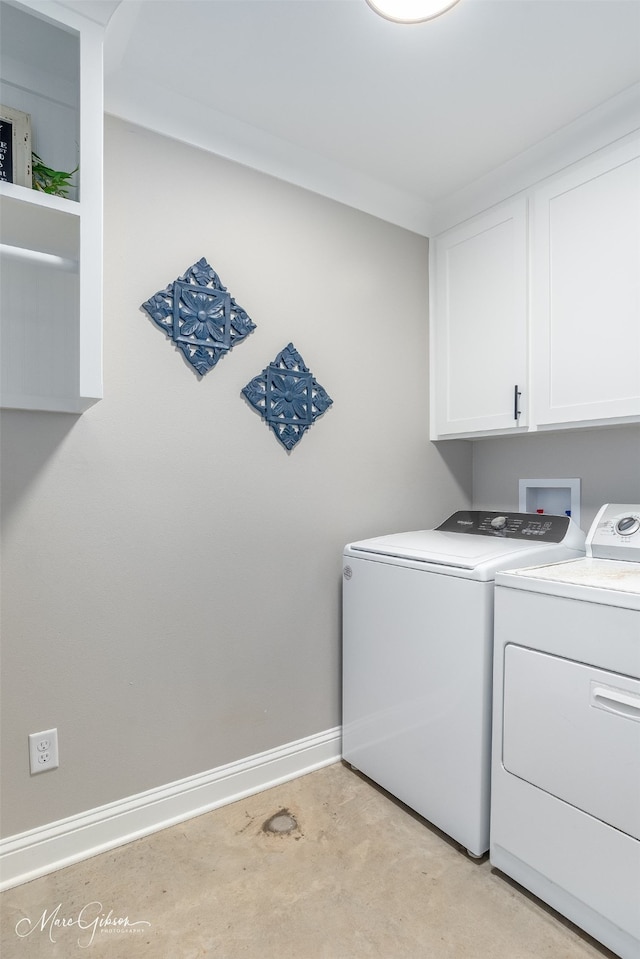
(502, 645, 640, 840)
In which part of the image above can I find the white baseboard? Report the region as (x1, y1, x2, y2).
(0, 726, 342, 891)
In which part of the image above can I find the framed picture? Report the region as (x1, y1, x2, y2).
(0, 105, 32, 187)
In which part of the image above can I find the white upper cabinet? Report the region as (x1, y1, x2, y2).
(0, 0, 103, 413)
(531, 136, 640, 429)
(430, 132, 640, 440)
(430, 197, 528, 438)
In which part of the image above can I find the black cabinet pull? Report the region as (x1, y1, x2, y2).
(514, 384, 522, 420)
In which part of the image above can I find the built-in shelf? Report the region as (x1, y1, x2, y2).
(0, 0, 103, 414)
(0, 241, 78, 271)
(0, 183, 80, 258)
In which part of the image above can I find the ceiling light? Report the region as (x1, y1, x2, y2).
(366, 0, 461, 23)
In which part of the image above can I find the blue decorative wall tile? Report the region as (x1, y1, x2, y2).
(141, 258, 255, 376)
(242, 343, 333, 451)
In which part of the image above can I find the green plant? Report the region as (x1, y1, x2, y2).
(31, 152, 78, 197)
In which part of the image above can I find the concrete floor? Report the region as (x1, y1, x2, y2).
(1, 762, 616, 959)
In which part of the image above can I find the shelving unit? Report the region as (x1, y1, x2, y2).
(0, 0, 103, 413)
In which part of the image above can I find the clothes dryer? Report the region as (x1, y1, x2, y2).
(342, 510, 585, 857)
(491, 504, 640, 959)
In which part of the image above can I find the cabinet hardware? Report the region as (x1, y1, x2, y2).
(514, 384, 522, 421)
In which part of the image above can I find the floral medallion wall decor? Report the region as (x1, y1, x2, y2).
(242, 342, 333, 451)
(141, 257, 256, 376)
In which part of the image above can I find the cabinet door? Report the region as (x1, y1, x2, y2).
(531, 136, 640, 428)
(430, 197, 528, 438)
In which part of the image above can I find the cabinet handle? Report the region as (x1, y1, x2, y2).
(591, 683, 640, 721)
(513, 384, 522, 421)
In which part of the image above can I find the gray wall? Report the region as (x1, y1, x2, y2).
(0, 117, 471, 838)
(472, 426, 640, 532)
(4, 115, 637, 843)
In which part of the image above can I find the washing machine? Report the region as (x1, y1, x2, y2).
(491, 504, 640, 959)
(342, 510, 585, 858)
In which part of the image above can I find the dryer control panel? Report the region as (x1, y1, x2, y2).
(436, 511, 572, 543)
(587, 504, 640, 562)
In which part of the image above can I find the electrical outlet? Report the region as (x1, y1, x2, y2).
(28, 728, 59, 774)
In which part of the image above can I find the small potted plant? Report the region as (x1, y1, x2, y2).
(32, 152, 78, 197)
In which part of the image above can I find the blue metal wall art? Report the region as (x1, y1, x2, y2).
(141, 258, 255, 376)
(242, 343, 333, 451)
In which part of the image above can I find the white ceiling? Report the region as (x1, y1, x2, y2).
(58, 0, 121, 24)
(97, 0, 640, 232)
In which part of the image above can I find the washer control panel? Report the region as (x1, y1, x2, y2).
(587, 504, 640, 562)
(436, 510, 572, 543)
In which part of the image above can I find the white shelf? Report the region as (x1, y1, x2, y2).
(0, 184, 80, 258)
(0, 242, 77, 271)
(0, 178, 79, 213)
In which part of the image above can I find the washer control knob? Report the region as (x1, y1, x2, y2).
(491, 516, 507, 530)
(615, 516, 640, 537)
